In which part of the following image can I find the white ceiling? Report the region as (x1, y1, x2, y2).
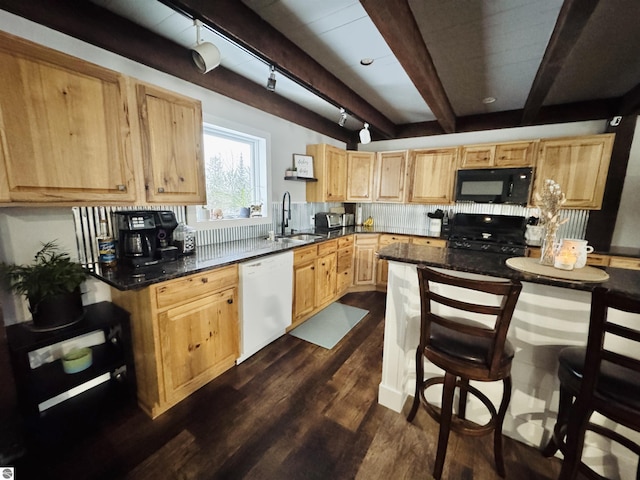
(85, 0, 639, 136)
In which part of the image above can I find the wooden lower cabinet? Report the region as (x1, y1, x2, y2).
(377, 234, 411, 287)
(337, 235, 354, 295)
(111, 264, 239, 418)
(291, 240, 339, 329)
(352, 234, 379, 287)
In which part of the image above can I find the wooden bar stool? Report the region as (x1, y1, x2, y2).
(542, 287, 640, 479)
(407, 266, 522, 479)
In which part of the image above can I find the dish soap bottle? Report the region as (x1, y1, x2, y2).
(97, 212, 116, 268)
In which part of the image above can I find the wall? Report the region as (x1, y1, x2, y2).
(0, 10, 342, 324)
(360, 119, 640, 249)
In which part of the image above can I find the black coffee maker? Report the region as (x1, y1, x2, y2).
(115, 210, 178, 267)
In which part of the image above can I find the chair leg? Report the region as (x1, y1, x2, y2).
(407, 347, 423, 422)
(433, 371, 456, 480)
(458, 377, 469, 420)
(493, 376, 512, 478)
(558, 403, 592, 480)
(542, 385, 573, 457)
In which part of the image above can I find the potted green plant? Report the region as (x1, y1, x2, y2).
(0, 241, 87, 330)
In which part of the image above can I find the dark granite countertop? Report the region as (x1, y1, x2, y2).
(377, 243, 640, 297)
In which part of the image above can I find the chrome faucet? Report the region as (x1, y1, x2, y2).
(281, 191, 291, 237)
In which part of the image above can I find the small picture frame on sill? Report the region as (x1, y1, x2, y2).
(293, 154, 314, 178)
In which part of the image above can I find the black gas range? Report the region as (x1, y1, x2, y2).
(448, 213, 527, 256)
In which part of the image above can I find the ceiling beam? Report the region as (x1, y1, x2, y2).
(161, 0, 397, 139)
(619, 82, 640, 115)
(359, 0, 456, 134)
(0, 0, 351, 143)
(521, 0, 601, 125)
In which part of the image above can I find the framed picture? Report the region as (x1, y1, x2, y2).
(293, 154, 314, 178)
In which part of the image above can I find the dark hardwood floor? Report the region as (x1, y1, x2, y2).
(14, 291, 564, 479)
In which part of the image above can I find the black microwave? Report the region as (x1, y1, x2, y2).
(454, 167, 533, 205)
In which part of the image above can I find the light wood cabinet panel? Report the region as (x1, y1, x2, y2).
(408, 148, 457, 204)
(608, 256, 640, 270)
(110, 264, 238, 418)
(459, 141, 536, 169)
(306, 144, 347, 202)
(353, 234, 379, 286)
(377, 234, 411, 286)
(0, 32, 136, 203)
(136, 83, 205, 204)
(293, 260, 316, 322)
(495, 141, 536, 167)
(374, 150, 408, 202)
(337, 246, 353, 295)
(534, 134, 614, 209)
(347, 151, 375, 201)
(316, 251, 337, 307)
(411, 237, 447, 247)
(159, 288, 238, 405)
(460, 144, 495, 169)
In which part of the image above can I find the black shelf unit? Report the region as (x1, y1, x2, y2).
(6, 302, 136, 446)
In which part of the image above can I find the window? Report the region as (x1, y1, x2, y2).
(191, 122, 269, 224)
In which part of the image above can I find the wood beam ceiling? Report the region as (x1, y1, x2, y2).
(162, 0, 397, 139)
(521, 0, 601, 125)
(359, 0, 457, 134)
(0, 0, 352, 143)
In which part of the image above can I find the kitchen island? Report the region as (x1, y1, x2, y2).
(376, 242, 640, 479)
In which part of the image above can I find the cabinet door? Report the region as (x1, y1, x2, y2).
(347, 151, 375, 201)
(495, 141, 536, 167)
(534, 134, 614, 209)
(0, 34, 136, 203)
(459, 145, 495, 169)
(136, 83, 206, 204)
(353, 235, 378, 286)
(159, 288, 238, 405)
(293, 261, 316, 321)
(315, 251, 337, 307)
(305, 144, 347, 202)
(408, 148, 457, 204)
(337, 247, 353, 295)
(377, 235, 410, 286)
(374, 150, 408, 202)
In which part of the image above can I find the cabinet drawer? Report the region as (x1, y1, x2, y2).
(586, 254, 609, 266)
(294, 244, 317, 264)
(608, 256, 640, 270)
(317, 239, 338, 256)
(412, 237, 447, 248)
(379, 234, 410, 247)
(154, 264, 238, 310)
(338, 235, 353, 249)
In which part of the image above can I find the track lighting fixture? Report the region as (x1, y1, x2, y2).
(266, 65, 277, 92)
(190, 20, 221, 74)
(338, 108, 347, 127)
(359, 122, 371, 144)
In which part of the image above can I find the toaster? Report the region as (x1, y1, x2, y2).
(315, 212, 343, 230)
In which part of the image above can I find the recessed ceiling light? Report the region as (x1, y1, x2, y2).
(482, 96, 496, 104)
(360, 58, 374, 66)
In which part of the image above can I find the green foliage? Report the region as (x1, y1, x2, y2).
(205, 152, 252, 215)
(0, 241, 86, 306)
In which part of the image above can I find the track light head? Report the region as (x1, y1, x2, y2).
(359, 122, 371, 144)
(266, 65, 277, 92)
(338, 108, 347, 127)
(190, 20, 220, 74)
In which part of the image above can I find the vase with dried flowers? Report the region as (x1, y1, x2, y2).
(535, 179, 568, 265)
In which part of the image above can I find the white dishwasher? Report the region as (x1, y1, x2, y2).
(237, 250, 293, 363)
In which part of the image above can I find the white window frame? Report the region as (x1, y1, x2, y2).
(186, 115, 272, 230)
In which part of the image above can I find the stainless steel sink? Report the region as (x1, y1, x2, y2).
(274, 237, 306, 245)
(287, 233, 325, 241)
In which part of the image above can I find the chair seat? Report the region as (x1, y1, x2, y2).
(558, 346, 640, 412)
(429, 319, 515, 369)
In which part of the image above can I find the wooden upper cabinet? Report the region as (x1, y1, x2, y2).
(306, 144, 347, 202)
(459, 141, 536, 169)
(374, 150, 408, 202)
(408, 148, 458, 204)
(347, 151, 375, 202)
(533, 134, 614, 209)
(136, 83, 205, 204)
(0, 32, 136, 203)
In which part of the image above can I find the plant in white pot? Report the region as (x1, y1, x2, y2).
(0, 241, 87, 330)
